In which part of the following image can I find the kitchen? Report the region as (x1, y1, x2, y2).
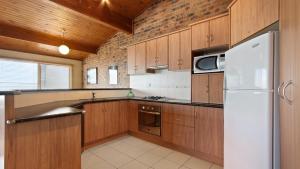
(0, 0, 299, 169)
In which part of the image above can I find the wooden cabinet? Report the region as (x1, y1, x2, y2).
(229, 0, 279, 45)
(104, 102, 120, 137)
(9, 115, 81, 169)
(162, 104, 195, 150)
(209, 73, 224, 104)
(195, 107, 224, 165)
(146, 36, 169, 68)
(84, 103, 105, 144)
(127, 45, 136, 75)
(128, 101, 139, 132)
(192, 15, 229, 50)
(169, 29, 191, 71)
(192, 73, 224, 104)
(279, 0, 300, 168)
(119, 101, 129, 133)
(127, 43, 146, 75)
(192, 74, 209, 103)
(84, 101, 127, 145)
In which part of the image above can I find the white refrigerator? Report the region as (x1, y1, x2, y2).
(224, 32, 280, 169)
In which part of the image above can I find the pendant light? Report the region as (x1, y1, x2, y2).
(58, 29, 70, 55)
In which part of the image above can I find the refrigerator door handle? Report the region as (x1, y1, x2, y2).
(277, 82, 285, 99)
(283, 80, 293, 104)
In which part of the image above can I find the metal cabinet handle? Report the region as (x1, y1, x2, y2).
(6, 119, 16, 125)
(283, 80, 293, 104)
(278, 82, 285, 99)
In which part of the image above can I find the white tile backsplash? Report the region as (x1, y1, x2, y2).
(130, 70, 191, 100)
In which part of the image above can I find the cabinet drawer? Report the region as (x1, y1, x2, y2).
(162, 104, 195, 127)
(163, 122, 195, 150)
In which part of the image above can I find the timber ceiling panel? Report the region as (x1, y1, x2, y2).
(0, 0, 155, 60)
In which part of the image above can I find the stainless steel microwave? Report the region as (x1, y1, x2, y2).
(193, 53, 225, 74)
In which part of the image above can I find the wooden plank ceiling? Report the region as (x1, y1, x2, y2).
(0, 0, 154, 60)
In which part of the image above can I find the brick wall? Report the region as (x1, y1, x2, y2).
(83, 0, 232, 88)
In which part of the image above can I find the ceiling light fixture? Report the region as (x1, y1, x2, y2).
(58, 29, 70, 55)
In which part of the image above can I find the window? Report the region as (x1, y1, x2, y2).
(0, 58, 71, 90)
(87, 68, 97, 84)
(41, 64, 70, 89)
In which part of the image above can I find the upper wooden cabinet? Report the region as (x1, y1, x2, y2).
(192, 14, 229, 50)
(192, 73, 224, 104)
(229, 0, 279, 45)
(146, 36, 169, 69)
(127, 43, 146, 75)
(169, 29, 192, 71)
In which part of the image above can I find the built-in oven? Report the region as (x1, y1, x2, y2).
(138, 104, 161, 136)
(193, 52, 225, 74)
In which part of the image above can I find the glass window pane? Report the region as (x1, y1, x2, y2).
(0, 59, 38, 90)
(41, 64, 70, 89)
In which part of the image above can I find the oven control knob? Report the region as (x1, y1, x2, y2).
(142, 106, 145, 109)
(151, 107, 154, 110)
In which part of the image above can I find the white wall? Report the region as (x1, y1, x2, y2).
(0, 49, 83, 88)
(130, 70, 191, 100)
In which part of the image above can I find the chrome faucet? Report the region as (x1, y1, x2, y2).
(92, 92, 96, 100)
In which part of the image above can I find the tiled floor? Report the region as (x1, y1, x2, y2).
(82, 135, 223, 169)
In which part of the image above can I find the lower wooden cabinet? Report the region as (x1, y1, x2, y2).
(162, 104, 195, 150)
(84, 103, 105, 144)
(128, 101, 139, 132)
(195, 107, 224, 164)
(9, 115, 81, 169)
(84, 101, 128, 146)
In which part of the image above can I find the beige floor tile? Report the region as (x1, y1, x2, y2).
(179, 166, 191, 169)
(210, 164, 223, 169)
(112, 142, 148, 158)
(91, 146, 133, 168)
(119, 160, 149, 169)
(165, 151, 191, 165)
(183, 157, 212, 169)
(136, 151, 165, 166)
(88, 158, 116, 169)
(148, 146, 174, 158)
(152, 159, 181, 169)
(81, 152, 103, 169)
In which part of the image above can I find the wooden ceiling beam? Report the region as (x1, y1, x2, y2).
(0, 23, 99, 54)
(49, 0, 133, 33)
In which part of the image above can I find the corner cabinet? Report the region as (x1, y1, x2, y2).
(191, 14, 229, 50)
(127, 43, 146, 75)
(168, 29, 192, 71)
(229, 0, 279, 45)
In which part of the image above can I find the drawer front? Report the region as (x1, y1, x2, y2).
(162, 104, 195, 127)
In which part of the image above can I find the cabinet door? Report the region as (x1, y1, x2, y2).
(280, 0, 299, 168)
(209, 15, 229, 48)
(104, 102, 120, 137)
(146, 39, 157, 68)
(119, 101, 128, 133)
(180, 29, 192, 70)
(135, 43, 146, 74)
(192, 21, 210, 50)
(230, 0, 279, 45)
(163, 122, 194, 150)
(195, 107, 224, 163)
(128, 101, 139, 132)
(156, 36, 169, 67)
(209, 73, 224, 104)
(127, 45, 136, 75)
(192, 74, 209, 103)
(162, 104, 195, 127)
(84, 103, 105, 145)
(168, 33, 180, 71)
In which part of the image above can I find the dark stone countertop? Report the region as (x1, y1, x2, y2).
(9, 97, 223, 124)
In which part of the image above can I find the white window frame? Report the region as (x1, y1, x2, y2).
(0, 57, 72, 89)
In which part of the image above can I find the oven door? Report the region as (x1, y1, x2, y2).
(194, 55, 220, 73)
(138, 110, 161, 136)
